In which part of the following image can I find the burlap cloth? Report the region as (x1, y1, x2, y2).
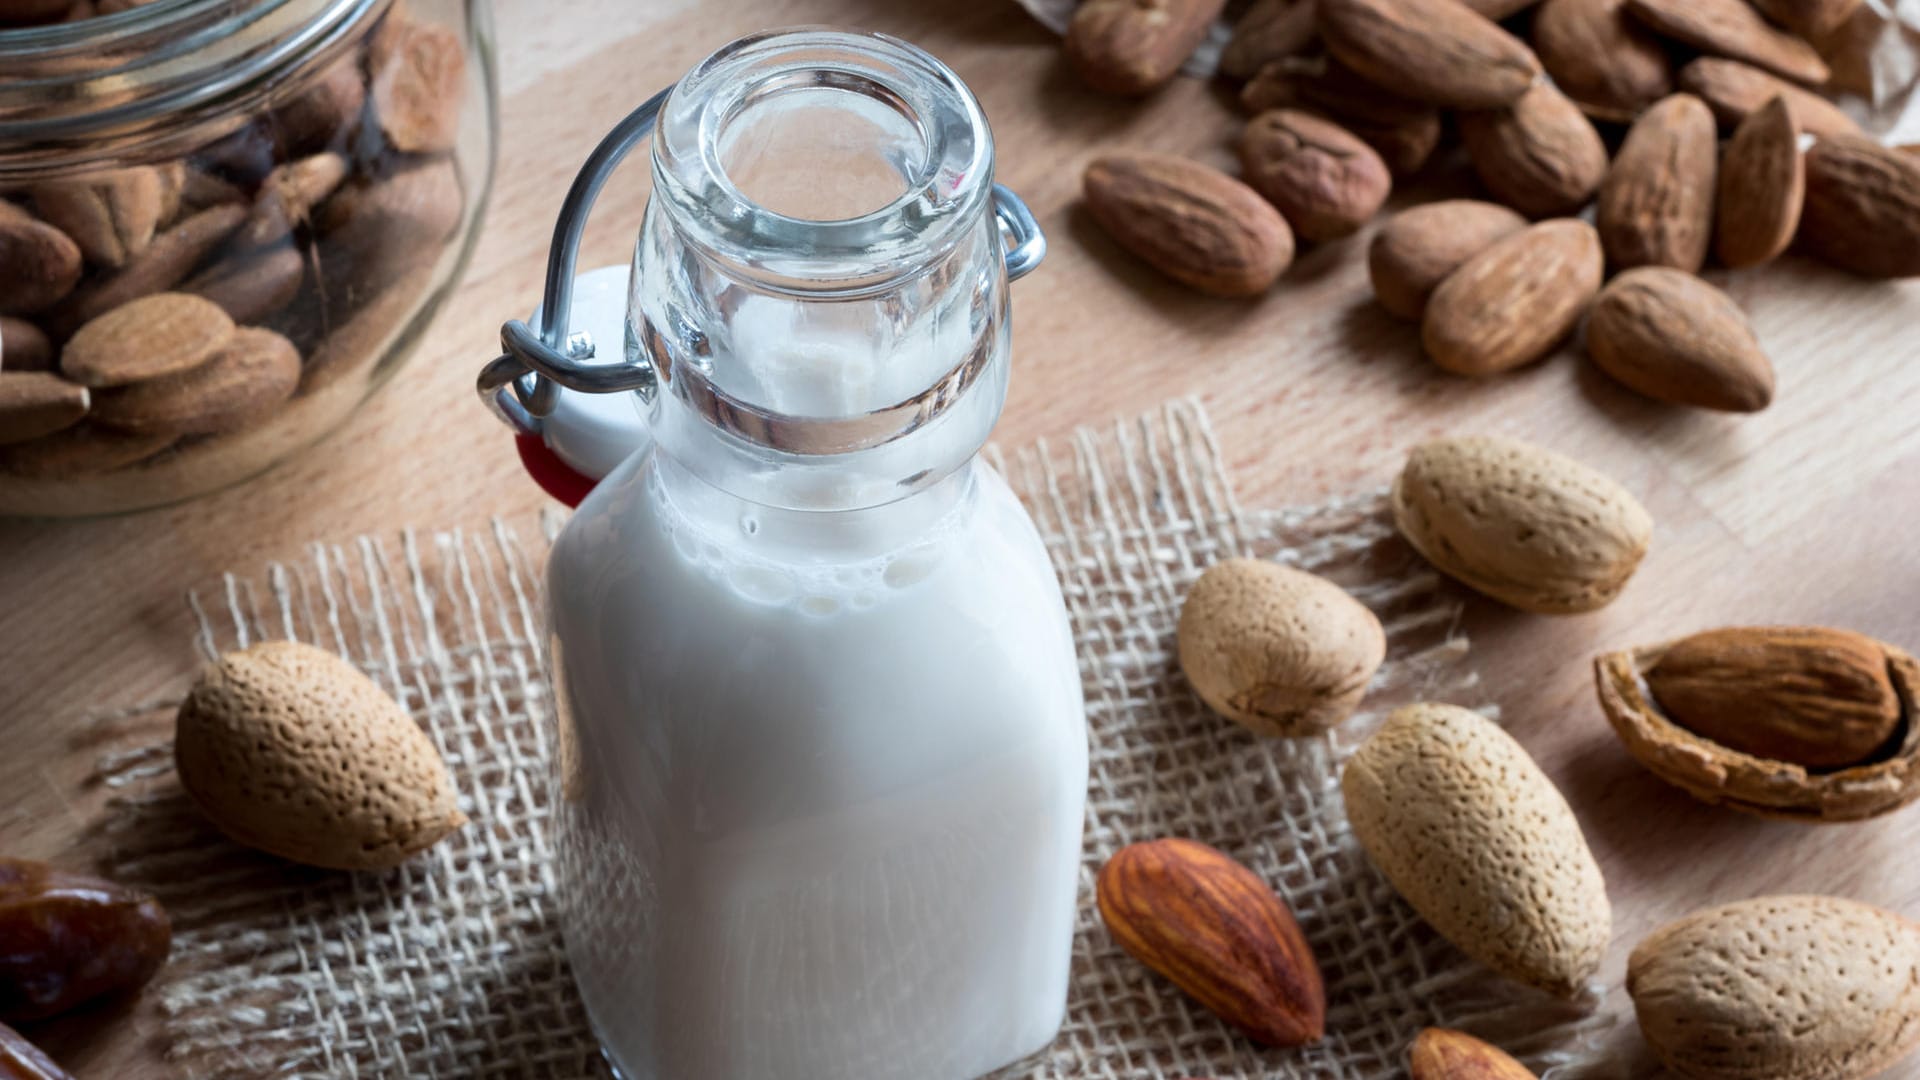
(86, 400, 1608, 1078)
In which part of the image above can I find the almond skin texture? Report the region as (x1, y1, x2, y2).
(1410, 1028, 1539, 1079)
(1392, 434, 1652, 613)
(1532, 0, 1673, 122)
(91, 327, 300, 437)
(60, 292, 234, 388)
(182, 242, 305, 324)
(1679, 57, 1861, 137)
(1629, 896, 1920, 1080)
(1343, 704, 1611, 998)
(1066, 0, 1228, 95)
(1458, 81, 1608, 218)
(368, 15, 468, 152)
(30, 167, 164, 269)
(1238, 109, 1392, 241)
(45, 202, 246, 337)
(1176, 558, 1386, 737)
(1422, 219, 1603, 377)
(1716, 96, 1804, 269)
(1800, 134, 1920, 279)
(1645, 627, 1900, 769)
(1083, 154, 1295, 297)
(0, 202, 82, 316)
(1241, 59, 1443, 177)
(0, 372, 88, 445)
(1598, 94, 1719, 272)
(174, 640, 468, 871)
(1749, 0, 1863, 41)
(1220, 0, 1318, 80)
(1587, 268, 1775, 412)
(1097, 838, 1325, 1047)
(0, 316, 54, 371)
(238, 151, 349, 247)
(1317, 0, 1541, 109)
(1369, 200, 1527, 320)
(1625, 0, 1830, 85)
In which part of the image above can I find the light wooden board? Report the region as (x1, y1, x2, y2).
(3, 0, 1919, 1073)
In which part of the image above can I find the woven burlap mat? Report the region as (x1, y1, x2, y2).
(85, 400, 1608, 1078)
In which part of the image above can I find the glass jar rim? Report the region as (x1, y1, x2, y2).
(0, 0, 385, 178)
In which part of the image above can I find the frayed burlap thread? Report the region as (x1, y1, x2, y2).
(90, 399, 1605, 1078)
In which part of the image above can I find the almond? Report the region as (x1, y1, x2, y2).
(1630, 897, 1920, 1080)
(1625, 0, 1830, 85)
(238, 151, 349, 247)
(1749, 0, 1862, 39)
(1066, 0, 1228, 95)
(30, 167, 164, 269)
(46, 203, 246, 336)
(1220, 0, 1318, 80)
(1464, 0, 1543, 14)
(0, 202, 82, 316)
(0, 372, 88, 445)
(1532, 0, 1674, 122)
(0, 423, 171, 478)
(1369, 200, 1527, 320)
(1082, 154, 1295, 297)
(1679, 57, 1860, 137)
(176, 640, 467, 871)
(92, 327, 299, 438)
(1240, 59, 1441, 177)
(183, 242, 305, 325)
(368, 15, 468, 151)
(1317, 0, 1541, 109)
(1343, 704, 1611, 997)
(1800, 133, 1920, 279)
(1458, 81, 1608, 218)
(0, 317, 54, 372)
(1410, 1029, 1538, 1080)
(313, 157, 463, 295)
(1422, 219, 1602, 377)
(1597, 94, 1718, 272)
(274, 51, 365, 155)
(1716, 96, 1804, 268)
(1096, 838, 1325, 1047)
(1587, 268, 1774, 412)
(1238, 108, 1391, 241)
(60, 292, 234, 388)
(1176, 558, 1385, 737)
(1392, 434, 1651, 613)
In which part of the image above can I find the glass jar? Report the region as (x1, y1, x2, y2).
(0, 0, 495, 516)
(537, 29, 1089, 1080)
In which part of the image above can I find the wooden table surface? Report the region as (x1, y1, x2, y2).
(7, 0, 1920, 1074)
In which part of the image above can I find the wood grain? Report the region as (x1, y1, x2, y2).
(2, 0, 1918, 1074)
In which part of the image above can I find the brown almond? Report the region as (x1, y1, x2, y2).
(178, 168, 248, 214)
(1083, 154, 1295, 297)
(0, 423, 171, 478)
(1644, 627, 1900, 769)
(1221, 0, 1318, 80)
(92, 327, 299, 437)
(1749, 0, 1862, 39)
(313, 157, 463, 296)
(1459, 81, 1608, 218)
(1597, 94, 1718, 272)
(1317, 0, 1541, 109)
(1531, 0, 1674, 123)
(1626, 0, 1830, 85)
(61, 292, 234, 388)
(275, 51, 366, 154)
(1238, 108, 1391, 241)
(0, 317, 54, 372)
(30, 167, 164, 269)
(1800, 133, 1920, 278)
(368, 16, 468, 151)
(47, 203, 246, 336)
(1410, 1028, 1539, 1079)
(1369, 200, 1528, 320)
(1716, 96, 1804, 268)
(1587, 267, 1774, 412)
(1422, 219, 1602, 376)
(1463, 0, 1543, 13)
(183, 243, 305, 324)
(1679, 57, 1860, 137)
(1097, 838, 1325, 1047)
(0, 202, 83, 316)
(1241, 59, 1442, 177)
(0, 371, 88, 445)
(238, 152, 349, 247)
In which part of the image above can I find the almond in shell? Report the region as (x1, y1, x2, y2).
(1679, 57, 1860, 137)
(1410, 1028, 1539, 1080)
(1238, 108, 1391, 241)
(1369, 199, 1527, 320)
(0, 202, 82, 316)
(1587, 268, 1774, 412)
(1597, 94, 1718, 272)
(1066, 0, 1228, 95)
(92, 327, 300, 437)
(1096, 838, 1325, 1047)
(1625, 0, 1830, 86)
(61, 292, 235, 388)
(1422, 219, 1603, 377)
(1800, 133, 1920, 279)
(1220, 0, 1318, 80)
(1082, 153, 1295, 297)
(1392, 434, 1651, 614)
(1531, 0, 1673, 123)
(1343, 703, 1611, 997)
(1316, 0, 1541, 109)
(1458, 81, 1608, 218)
(1716, 95, 1804, 269)
(0, 372, 88, 445)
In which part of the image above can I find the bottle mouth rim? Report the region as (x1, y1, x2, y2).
(649, 26, 996, 295)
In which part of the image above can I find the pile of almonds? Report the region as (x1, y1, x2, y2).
(0, 2, 470, 515)
(1070, 0, 1920, 414)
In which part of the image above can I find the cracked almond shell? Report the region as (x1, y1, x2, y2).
(1595, 635, 1920, 822)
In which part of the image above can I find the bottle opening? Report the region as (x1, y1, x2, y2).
(716, 74, 925, 223)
